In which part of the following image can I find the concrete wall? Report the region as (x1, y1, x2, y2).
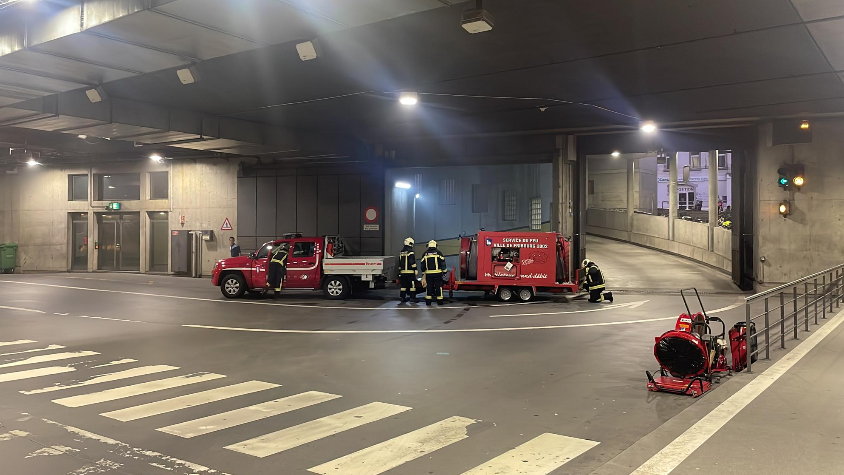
(0, 159, 238, 274)
(586, 209, 732, 273)
(385, 163, 552, 269)
(587, 154, 655, 212)
(755, 119, 844, 284)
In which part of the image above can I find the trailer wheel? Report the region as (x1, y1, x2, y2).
(324, 276, 351, 300)
(517, 288, 534, 302)
(497, 287, 515, 302)
(220, 273, 247, 299)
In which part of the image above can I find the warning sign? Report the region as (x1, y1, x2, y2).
(221, 217, 233, 231)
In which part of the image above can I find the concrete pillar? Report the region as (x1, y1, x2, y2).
(668, 152, 678, 241)
(626, 158, 635, 239)
(552, 135, 575, 237)
(708, 149, 719, 251)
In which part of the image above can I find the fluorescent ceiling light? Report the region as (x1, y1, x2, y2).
(26, 158, 39, 167)
(399, 92, 418, 106)
(150, 154, 163, 163)
(176, 66, 199, 85)
(85, 86, 107, 103)
(395, 181, 411, 189)
(611, 151, 620, 157)
(640, 121, 657, 134)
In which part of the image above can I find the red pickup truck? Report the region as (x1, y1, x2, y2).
(212, 235, 396, 300)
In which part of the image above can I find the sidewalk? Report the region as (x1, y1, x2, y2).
(661, 309, 844, 475)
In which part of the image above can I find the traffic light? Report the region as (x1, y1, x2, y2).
(777, 164, 805, 190)
(778, 200, 790, 218)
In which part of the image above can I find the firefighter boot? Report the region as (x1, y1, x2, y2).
(604, 292, 614, 302)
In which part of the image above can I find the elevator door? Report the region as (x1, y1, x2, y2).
(98, 214, 140, 271)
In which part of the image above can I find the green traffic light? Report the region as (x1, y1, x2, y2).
(779, 177, 788, 186)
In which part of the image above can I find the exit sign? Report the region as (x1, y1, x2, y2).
(106, 202, 121, 211)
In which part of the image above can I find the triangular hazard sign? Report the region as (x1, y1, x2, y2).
(221, 217, 233, 231)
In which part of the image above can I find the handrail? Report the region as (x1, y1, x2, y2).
(747, 263, 844, 302)
(744, 264, 844, 372)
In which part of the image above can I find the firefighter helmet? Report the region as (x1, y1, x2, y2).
(404, 237, 414, 246)
(582, 258, 593, 268)
(428, 240, 437, 248)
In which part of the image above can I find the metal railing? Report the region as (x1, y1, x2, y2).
(745, 264, 844, 372)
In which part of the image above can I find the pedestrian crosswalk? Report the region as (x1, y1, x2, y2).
(0, 338, 600, 474)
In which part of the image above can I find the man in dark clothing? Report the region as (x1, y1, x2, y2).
(398, 237, 418, 304)
(266, 243, 289, 298)
(581, 258, 613, 303)
(229, 237, 241, 257)
(420, 240, 447, 306)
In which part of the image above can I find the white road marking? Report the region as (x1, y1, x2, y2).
(309, 416, 476, 475)
(0, 340, 36, 347)
(158, 391, 342, 438)
(0, 430, 31, 441)
(631, 308, 844, 475)
(52, 372, 225, 407)
(102, 381, 279, 422)
(225, 401, 411, 458)
(459, 433, 599, 475)
(53, 312, 69, 315)
(186, 315, 678, 335)
(0, 351, 99, 369)
(0, 305, 44, 313)
(0, 366, 76, 383)
(707, 303, 744, 314)
(0, 280, 534, 311)
(0, 344, 65, 356)
(77, 315, 146, 324)
(491, 300, 650, 318)
(22, 365, 179, 395)
(43, 418, 231, 474)
(90, 358, 137, 368)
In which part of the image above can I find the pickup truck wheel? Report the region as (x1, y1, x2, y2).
(324, 276, 351, 300)
(518, 288, 534, 302)
(220, 274, 247, 299)
(497, 287, 514, 302)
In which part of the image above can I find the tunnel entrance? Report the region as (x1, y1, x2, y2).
(575, 128, 755, 291)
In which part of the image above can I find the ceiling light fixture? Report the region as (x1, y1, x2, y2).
(640, 121, 657, 134)
(150, 153, 164, 163)
(800, 120, 810, 130)
(176, 65, 200, 85)
(399, 92, 418, 106)
(85, 86, 108, 103)
(26, 158, 40, 167)
(296, 40, 320, 61)
(395, 181, 411, 189)
(462, 0, 494, 33)
(611, 151, 620, 157)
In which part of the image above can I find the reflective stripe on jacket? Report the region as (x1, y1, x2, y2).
(399, 246, 417, 274)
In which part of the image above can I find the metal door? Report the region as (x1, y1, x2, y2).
(98, 214, 140, 271)
(70, 213, 88, 271)
(287, 240, 319, 288)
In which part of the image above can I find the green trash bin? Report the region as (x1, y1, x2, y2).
(0, 243, 18, 274)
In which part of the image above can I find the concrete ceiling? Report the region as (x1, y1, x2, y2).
(0, 0, 843, 164)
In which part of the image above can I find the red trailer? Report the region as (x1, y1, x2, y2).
(444, 231, 580, 302)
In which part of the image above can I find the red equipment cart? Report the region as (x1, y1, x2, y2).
(646, 288, 756, 397)
(443, 231, 580, 302)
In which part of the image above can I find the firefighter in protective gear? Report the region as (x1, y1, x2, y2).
(266, 243, 289, 298)
(581, 258, 613, 303)
(420, 240, 446, 306)
(398, 237, 418, 303)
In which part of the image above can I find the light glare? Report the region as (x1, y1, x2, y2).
(395, 181, 411, 189)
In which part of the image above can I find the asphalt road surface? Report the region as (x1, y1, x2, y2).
(0, 246, 749, 475)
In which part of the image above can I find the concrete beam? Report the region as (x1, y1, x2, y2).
(668, 152, 678, 241)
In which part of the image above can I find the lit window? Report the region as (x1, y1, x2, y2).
(502, 190, 517, 221)
(530, 198, 542, 230)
